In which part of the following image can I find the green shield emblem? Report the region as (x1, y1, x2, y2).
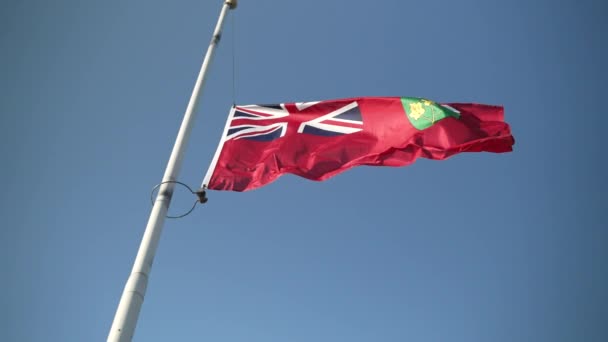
(401, 97, 460, 130)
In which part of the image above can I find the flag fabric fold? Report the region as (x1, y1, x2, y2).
(203, 97, 514, 192)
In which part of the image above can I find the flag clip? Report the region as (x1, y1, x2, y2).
(195, 188, 208, 204)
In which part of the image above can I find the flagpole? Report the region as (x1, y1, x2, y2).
(107, 1, 237, 341)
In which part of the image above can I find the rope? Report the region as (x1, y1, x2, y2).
(231, 9, 237, 106)
(150, 181, 204, 219)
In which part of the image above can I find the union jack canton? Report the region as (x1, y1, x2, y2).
(225, 100, 364, 141)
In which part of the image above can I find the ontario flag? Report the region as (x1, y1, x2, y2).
(203, 97, 514, 191)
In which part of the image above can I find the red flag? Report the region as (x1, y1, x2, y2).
(203, 97, 514, 191)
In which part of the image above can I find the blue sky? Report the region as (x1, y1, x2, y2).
(1, 0, 607, 341)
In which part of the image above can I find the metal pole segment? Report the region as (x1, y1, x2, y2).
(107, 2, 236, 341)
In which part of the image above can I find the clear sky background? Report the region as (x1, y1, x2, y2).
(1, 0, 607, 341)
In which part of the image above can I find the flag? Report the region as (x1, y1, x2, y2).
(203, 97, 514, 191)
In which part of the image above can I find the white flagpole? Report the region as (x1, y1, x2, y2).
(107, 1, 238, 341)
